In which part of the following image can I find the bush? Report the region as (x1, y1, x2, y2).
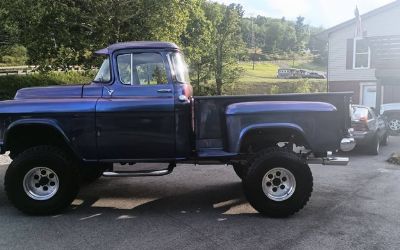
(0, 45, 28, 66)
(0, 71, 94, 100)
(223, 79, 327, 95)
(193, 83, 219, 96)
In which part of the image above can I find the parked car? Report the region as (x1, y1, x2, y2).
(351, 105, 388, 155)
(0, 41, 354, 217)
(307, 72, 326, 79)
(380, 103, 400, 136)
(277, 68, 301, 79)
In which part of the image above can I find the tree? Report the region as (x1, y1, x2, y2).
(294, 16, 309, 51)
(3, 0, 194, 70)
(0, 1, 19, 48)
(280, 24, 297, 52)
(204, 2, 245, 95)
(308, 26, 328, 66)
(180, 0, 212, 89)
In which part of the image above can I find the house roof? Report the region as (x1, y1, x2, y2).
(95, 41, 179, 54)
(318, 0, 400, 39)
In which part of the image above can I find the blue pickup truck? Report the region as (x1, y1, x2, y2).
(0, 42, 355, 217)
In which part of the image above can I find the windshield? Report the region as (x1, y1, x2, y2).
(351, 106, 369, 121)
(170, 52, 190, 84)
(94, 57, 111, 83)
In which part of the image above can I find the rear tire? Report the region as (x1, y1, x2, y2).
(232, 162, 248, 179)
(4, 146, 80, 215)
(366, 135, 380, 155)
(243, 148, 313, 217)
(381, 133, 389, 146)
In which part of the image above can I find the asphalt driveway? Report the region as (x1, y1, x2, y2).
(1, 138, 400, 250)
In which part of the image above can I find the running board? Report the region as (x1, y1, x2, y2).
(103, 164, 175, 177)
(307, 157, 349, 166)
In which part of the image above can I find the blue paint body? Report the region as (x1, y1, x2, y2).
(0, 42, 352, 164)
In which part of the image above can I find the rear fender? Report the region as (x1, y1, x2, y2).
(232, 123, 310, 153)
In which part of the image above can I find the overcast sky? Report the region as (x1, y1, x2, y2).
(214, 0, 394, 28)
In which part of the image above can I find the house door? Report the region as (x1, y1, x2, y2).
(361, 84, 377, 108)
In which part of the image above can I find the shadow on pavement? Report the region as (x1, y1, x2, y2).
(68, 180, 261, 220)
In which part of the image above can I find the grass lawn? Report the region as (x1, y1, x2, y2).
(239, 60, 326, 84)
(222, 61, 327, 95)
(239, 62, 279, 83)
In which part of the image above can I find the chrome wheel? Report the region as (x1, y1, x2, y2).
(23, 167, 59, 201)
(389, 119, 400, 132)
(262, 168, 296, 201)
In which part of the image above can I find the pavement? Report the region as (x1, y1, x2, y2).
(1, 138, 400, 250)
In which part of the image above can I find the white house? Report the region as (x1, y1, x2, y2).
(321, 0, 400, 108)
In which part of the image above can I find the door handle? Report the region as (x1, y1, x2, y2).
(157, 89, 172, 93)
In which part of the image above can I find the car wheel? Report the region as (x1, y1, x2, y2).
(4, 146, 80, 215)
(388, 117, 400, 135)
(243, 148, 313, 217)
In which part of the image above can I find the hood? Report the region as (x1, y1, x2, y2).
(15, 85, 84, 100)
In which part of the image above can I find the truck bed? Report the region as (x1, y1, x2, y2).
(194, 92, 352, 151)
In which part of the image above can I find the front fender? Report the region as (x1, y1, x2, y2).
(4, 118, 80, 158)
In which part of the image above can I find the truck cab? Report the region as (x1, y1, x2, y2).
(88, 42, 193, 160)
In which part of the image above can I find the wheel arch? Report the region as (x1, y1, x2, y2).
(4, 119, 80, 159)
(236, 123, 311, 153)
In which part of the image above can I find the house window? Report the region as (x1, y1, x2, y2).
(353, 38, 370, 69)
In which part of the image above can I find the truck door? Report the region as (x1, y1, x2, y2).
(96, 52, 175, 160)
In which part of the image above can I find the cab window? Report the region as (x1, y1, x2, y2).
(117, 53, 167, 85)
(93, 57, 111, 83)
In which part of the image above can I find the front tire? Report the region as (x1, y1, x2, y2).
(243, 148, 313, 217)
(4, 146, 80, 215)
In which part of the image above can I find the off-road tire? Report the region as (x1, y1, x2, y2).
(4, 146, 80, 215)
(232, 162, 249, 179)
(243, 147, 313, 217)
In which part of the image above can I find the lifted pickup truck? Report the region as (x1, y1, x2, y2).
(0, 42, 355, 217)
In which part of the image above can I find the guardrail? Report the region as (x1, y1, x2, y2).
(0, 66, 38, 76)
(0, 65, 88, 76)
